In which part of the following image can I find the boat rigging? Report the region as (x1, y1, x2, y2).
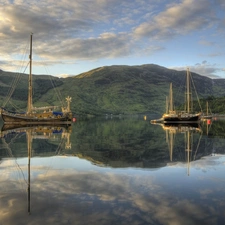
(1, 34, 72, 124)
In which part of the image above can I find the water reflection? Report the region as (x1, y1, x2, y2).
(0, 118, 225, 224)
(0, 124, 72, 215)
(70, 118, 217, 169)
(152, 123, 203, 176)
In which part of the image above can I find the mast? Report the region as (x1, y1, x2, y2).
(169, 83, 173, 113)
(186, 68, 190, 113)
(27, 33, 33, 114)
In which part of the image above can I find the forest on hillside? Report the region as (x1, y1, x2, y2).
(1, 65, 225, 116)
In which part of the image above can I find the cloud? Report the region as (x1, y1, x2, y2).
(0, 58, 75, 74)
(35, 32, 132, 60)
(55, 74, 71, 78)
(0, 3, 93, 48)
(0, 0, 224, 76)
(133, 0, 216, 40)
(171, 61, 224, 79)
(199, 40, 215, 47)
(0, 1, 148, 72)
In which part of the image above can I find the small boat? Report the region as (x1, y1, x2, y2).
(1, 34, 72, 124)
(162, 68, 201, 123)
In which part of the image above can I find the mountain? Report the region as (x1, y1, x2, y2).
(1, 64, 225, 115)
(0, 70, 63, 111)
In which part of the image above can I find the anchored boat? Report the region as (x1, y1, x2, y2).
(1, 34, 72, 124)
(162, 68, 201, 123)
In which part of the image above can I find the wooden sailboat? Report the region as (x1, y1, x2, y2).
(1, 34, 72, 124)
(163, 68, 201, 123)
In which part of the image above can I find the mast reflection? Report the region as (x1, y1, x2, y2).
(151, 122, 202, 175)
(0, 124, 72, 214)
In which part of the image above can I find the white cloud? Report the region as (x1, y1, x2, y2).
(171, 61, 224, 79)
(134, 0, 216, 39)
(55, 74, 71, 78)
(0, 0, 224, 76)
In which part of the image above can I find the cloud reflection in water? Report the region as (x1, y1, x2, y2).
(0, 155, 225, 225)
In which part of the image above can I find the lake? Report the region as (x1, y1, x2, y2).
(0, 116, 225, 225)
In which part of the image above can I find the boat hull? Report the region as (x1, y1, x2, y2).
(1, 111, 72, 124)
(163, 113, 201, 123)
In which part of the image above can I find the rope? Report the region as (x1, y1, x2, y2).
(3, 62, 29, 108)
(2, 40, 30, 109)
(171, 74, 186, 111)
(3, 72, 22, 108)
(8, 100, 23, 111)
(44, 66, 65, 108)
(190, 72, 203, 112)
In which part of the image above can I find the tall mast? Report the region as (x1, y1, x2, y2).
(169, 83, 173, 112)
(27, 33, 33, 114)
(186, 68, 190, 113)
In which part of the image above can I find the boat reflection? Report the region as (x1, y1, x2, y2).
(151, 122, 202, 175)
(0, 124, 72, 214)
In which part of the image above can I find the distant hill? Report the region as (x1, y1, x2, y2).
(0, 70, 63, 111)
(1, 64, 225, 115)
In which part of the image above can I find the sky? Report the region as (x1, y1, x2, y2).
(0, 0, 225, 78)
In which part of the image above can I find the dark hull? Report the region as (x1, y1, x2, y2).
(1, 112, 72, 124)
(163, 114, 201, 123)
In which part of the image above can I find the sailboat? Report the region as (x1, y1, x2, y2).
(1, 34, 72, 124)
(162, 68, 201, 123)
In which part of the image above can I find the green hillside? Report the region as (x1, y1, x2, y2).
(0, 69, 63, 110)
(1, 64, 225, 116)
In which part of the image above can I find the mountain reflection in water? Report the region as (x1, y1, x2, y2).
(0, 117, 225, 225)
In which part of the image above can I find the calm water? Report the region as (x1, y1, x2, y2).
(0, 116, 225, 225)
